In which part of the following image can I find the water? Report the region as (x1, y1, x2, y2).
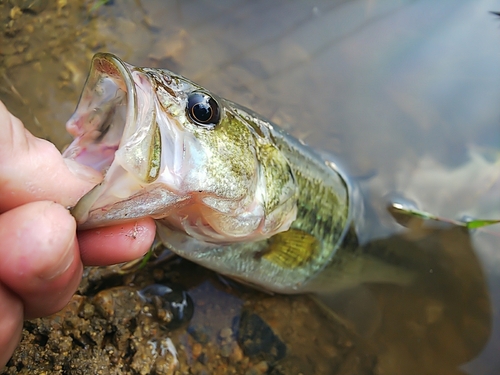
(1, 0, 499, 373)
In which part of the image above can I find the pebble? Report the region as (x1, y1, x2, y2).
(229, 343, 244, 363)
(9, 6, 23, 20)
(219, 327, 233, 339)
(80, 303, 95, 320)
(220, 343, 233, 358)
(245, 361, 269, 375)
(197, 352, 208, 365)
(188, 325, 210, 344)
(192, 343, 202, 360)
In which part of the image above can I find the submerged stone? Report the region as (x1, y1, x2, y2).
(237, 310, 287, 364)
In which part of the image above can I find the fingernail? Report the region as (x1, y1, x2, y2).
(64, 159, 103, 184)
(39, 235, 76, 280)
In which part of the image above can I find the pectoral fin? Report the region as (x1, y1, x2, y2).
(259, 229, 319, 269)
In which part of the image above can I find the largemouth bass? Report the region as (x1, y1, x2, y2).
(64, 53, 411, 293)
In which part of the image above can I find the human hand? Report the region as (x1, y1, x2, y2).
(0, 101, 156, 367)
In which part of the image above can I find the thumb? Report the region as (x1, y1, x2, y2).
(0, 100, 101, 212)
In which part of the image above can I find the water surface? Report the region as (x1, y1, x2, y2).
(1, 0, 499, 374)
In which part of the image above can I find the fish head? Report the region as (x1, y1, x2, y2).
(64, 53, 298, 243)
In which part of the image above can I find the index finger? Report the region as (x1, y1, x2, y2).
(77, 218, 156, 266)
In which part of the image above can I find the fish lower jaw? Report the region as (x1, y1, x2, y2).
(167, 207, 289, 245)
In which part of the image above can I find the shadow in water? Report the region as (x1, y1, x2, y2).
(319, 219, 491, 375)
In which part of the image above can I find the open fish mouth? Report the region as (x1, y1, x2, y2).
(63, 55, 132, 177)
(63, 53, 178, 228)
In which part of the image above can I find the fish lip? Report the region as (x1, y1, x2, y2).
(93, 52, 138, 130)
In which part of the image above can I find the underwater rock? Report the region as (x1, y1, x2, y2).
(237, 310, 287, 364)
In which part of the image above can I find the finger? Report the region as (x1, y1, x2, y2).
(0, 201, 83, 319)
(78, 218, 156, 266)
(0, 100, 101, 212)
(0, 282, 23, 369)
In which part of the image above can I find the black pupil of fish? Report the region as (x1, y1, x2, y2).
(193, 103, 211, 122)
(187, 93, 220, 127)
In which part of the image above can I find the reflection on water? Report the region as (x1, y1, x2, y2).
(1, 0, 500, 373)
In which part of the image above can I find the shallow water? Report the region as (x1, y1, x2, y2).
(1, 0, 500, 374)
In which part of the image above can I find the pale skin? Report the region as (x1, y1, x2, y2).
(0, 100, 156, 368)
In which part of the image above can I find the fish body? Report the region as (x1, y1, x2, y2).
(64, 53, 410, 293)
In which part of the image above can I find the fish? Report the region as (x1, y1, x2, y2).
(64, 53, 413, 294)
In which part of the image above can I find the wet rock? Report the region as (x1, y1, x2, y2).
(92, 286, 142, 326)
(79, 302, 95, 320)
(188, 324, 211, 344)
(245, 360, 269, 375)
(220, 342, 233, 358)
(219, 327, 233, 340)
(192, 342, 203, 360)
(197, 352, 209, 365)
(138, 283, 194, 328)
(229, 342, 244, 363)
(237, 310, 287, 364)
(78, 265, 128, 295)
(9, 6, 22, 20)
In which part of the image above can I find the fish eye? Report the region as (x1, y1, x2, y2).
(186, 92, 221, 128)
